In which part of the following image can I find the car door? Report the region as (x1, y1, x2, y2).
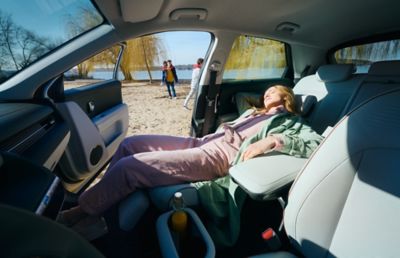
(192, 35, 294, 136)
(48, 45, 129, 193)
(0, 0, 121, 213)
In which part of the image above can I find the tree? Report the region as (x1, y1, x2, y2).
(224, 35, 286, 80)
(335, 40, 400, 65)
(119, 35, 166, 82)
(65, 5, 103, 78)
(0, 10, 54, 72)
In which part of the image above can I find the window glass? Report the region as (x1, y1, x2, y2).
(64, 31, 212, 89)
(116, 31, 211, 82)
(223, 35, 287, 81)
(64, 45, 121, 89)
(0, 0, 103, 84)
(334, 40, 400, 73)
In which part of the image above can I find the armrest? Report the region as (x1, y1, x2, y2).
(229, 152, 307, 200)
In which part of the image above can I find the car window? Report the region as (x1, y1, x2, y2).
(116, 31, 211, 82)
(64, 45, 122, 89)
(222, 35, 287, 81)
(334, 39, 400, 73)
(0, 0, 103, 84)
(64, 31, 212, 89)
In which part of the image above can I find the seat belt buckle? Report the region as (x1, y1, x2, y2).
(261, 228, 282, 251)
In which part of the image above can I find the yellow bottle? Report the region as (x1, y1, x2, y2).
(171, 192, 188, 233)
(170, 192, 188, 255)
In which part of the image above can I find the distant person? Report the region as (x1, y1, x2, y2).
(165, 60, 178, 99)
(183, 58, 204, 109)
(160, 60, 167, 86)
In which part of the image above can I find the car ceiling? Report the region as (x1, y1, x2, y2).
(95, 0, 400, 50)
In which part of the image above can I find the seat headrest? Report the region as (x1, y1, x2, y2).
(368, 60, 400, 76)
(295, 94, 317, 116)
(235, 92, 317, 116)
(316, 64, 354, 82)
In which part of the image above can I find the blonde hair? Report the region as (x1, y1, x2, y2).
(249, 85, 297, 114)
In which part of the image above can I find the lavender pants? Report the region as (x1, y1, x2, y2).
(79, 134, 231, 215)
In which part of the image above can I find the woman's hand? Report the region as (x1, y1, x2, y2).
(241, 136, 277, 161)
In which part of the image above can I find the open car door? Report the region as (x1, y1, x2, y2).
(192, 35, 294, 137)
(50, 45, 129, 193)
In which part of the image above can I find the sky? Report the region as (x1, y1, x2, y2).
(158, 31, 211, 65)
(1, 0, 212, 65)
(1, 0, 88, 41)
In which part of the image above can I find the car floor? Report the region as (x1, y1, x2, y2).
(88, 196, 287, 258)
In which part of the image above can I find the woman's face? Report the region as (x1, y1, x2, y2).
(263, 87, 284, 109)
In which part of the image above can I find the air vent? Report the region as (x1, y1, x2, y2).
(276, 22, 300, 34)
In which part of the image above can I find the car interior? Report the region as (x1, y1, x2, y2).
(1, 0, 400, 257)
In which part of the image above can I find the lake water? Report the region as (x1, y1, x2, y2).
(88, 68, 285, 81)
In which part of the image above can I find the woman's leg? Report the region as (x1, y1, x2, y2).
(184, 87, 196, 107)
(79, 146, 229, 215)
(108, 135, 199, 170)
(60, 135, 200, 224)
(170, 82, 177, 97)
(166, 82, 172, 97)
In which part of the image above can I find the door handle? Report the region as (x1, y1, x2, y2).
(88, 101, 95, 112)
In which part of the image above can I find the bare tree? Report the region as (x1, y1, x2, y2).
(0, 12, 18, 70)
(0, 10, 55, 73)
(64, 5, 103, 78)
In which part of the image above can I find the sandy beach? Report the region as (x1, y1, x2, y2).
(122, 82, 193, 137)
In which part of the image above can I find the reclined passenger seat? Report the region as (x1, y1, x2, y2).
(252, 66, 400, 257)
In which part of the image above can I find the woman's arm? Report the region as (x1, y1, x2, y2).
(241, 124, 324, 161)
(271, 130, 323, 158)
(240, 135, 279, 161)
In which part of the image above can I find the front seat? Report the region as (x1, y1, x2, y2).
(256, 88, 400, 257)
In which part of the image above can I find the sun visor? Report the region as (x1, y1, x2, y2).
(119, 0, 164, 23)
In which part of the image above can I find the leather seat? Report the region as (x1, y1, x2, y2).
(255, 88, 400, 257)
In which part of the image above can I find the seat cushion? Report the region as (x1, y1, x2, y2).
(118, 190, 149, 231)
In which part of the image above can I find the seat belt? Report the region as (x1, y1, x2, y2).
(202, 61, 221, 135)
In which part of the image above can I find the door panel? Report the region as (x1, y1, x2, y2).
(56, 79, 128, 191)
(64, 80, 123, 118)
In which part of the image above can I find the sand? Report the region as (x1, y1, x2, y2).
(122, 82, 193, 137)
(65, 80, 194, 136)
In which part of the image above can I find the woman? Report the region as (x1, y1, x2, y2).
(165, 59, 178, 99)
(59, 85, 320, 235)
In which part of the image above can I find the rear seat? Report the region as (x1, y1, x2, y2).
(294, 64, 365, 134)
(230, 64, 364, 200)
(340, 60, 400, 114)
(118, 62, 399, 229)
(231, 61, 400, 200)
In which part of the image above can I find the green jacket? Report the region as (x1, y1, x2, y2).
(193, 112, 324, 247)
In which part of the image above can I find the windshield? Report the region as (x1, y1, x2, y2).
(0, 0, 103, 84)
